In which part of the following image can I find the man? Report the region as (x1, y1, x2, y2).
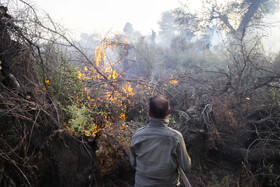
(130, 94, 191, 187)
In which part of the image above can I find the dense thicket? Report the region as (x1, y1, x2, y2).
(1, 0, 280, 186)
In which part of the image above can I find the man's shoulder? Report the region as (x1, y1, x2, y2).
(134, 125, 183, 138)
(131, 124, 183, 141)
(132, 126, 147, 137)
(166, 126, 183, 139)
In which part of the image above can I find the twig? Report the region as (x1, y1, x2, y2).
(26, 109, 40, 153)
(0, 149, 32, 186)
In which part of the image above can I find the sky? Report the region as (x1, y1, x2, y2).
(28, 0, 280, 52)
(32, 0, 183, 39)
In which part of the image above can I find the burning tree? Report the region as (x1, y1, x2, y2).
(60, 37, 136, 136)
(0, 1, 140, 186)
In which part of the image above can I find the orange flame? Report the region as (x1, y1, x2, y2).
(170, 79, 178, 85)
(67, 37, 137, 135)
(122, 36, 130, 44)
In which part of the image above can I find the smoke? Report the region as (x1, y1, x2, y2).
(123, 22, 142, 43)
(262, 13, 280, 53)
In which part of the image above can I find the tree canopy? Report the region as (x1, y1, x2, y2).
(174, 0, 280, 37)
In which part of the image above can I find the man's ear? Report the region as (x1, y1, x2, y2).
(149, 109, 152, 117)
(167, 108, 171, 116)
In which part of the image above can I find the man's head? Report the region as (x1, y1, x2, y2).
(149, 94, 170, 119)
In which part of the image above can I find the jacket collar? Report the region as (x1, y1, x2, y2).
(149, 117, 169, 127)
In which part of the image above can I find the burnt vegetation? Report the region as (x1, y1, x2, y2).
(1, 0, 280, 186)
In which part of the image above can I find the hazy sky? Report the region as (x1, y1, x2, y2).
(32, 0, 184, 39)
(31, 0, 280, 52)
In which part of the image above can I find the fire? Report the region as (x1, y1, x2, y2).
(169, 75, 179, 85)
(122, 82, 134, 97)
(170, 79, 178, 85)
(122, 36, 130, 44)
(76, 71, 82, 79)
(65, 37, 136, 136)
(61, 36, 182, 137)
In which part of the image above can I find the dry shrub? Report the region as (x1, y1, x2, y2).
(103, 121, 145, 154)
(95, 133, 125, 176)
(212, 97, 238, 128)
(207, 122, 221, 150)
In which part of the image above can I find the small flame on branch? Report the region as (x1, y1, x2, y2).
(170, 79, 178, 85)
(169, 75, 179, 85)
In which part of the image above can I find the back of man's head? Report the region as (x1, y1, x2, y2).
(149, 94, 170, 119)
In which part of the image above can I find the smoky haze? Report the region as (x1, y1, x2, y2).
(70, 0, 280, 89)
(72, 0, 280, 56)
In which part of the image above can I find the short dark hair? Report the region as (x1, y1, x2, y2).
(149, 94, 170, 118)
